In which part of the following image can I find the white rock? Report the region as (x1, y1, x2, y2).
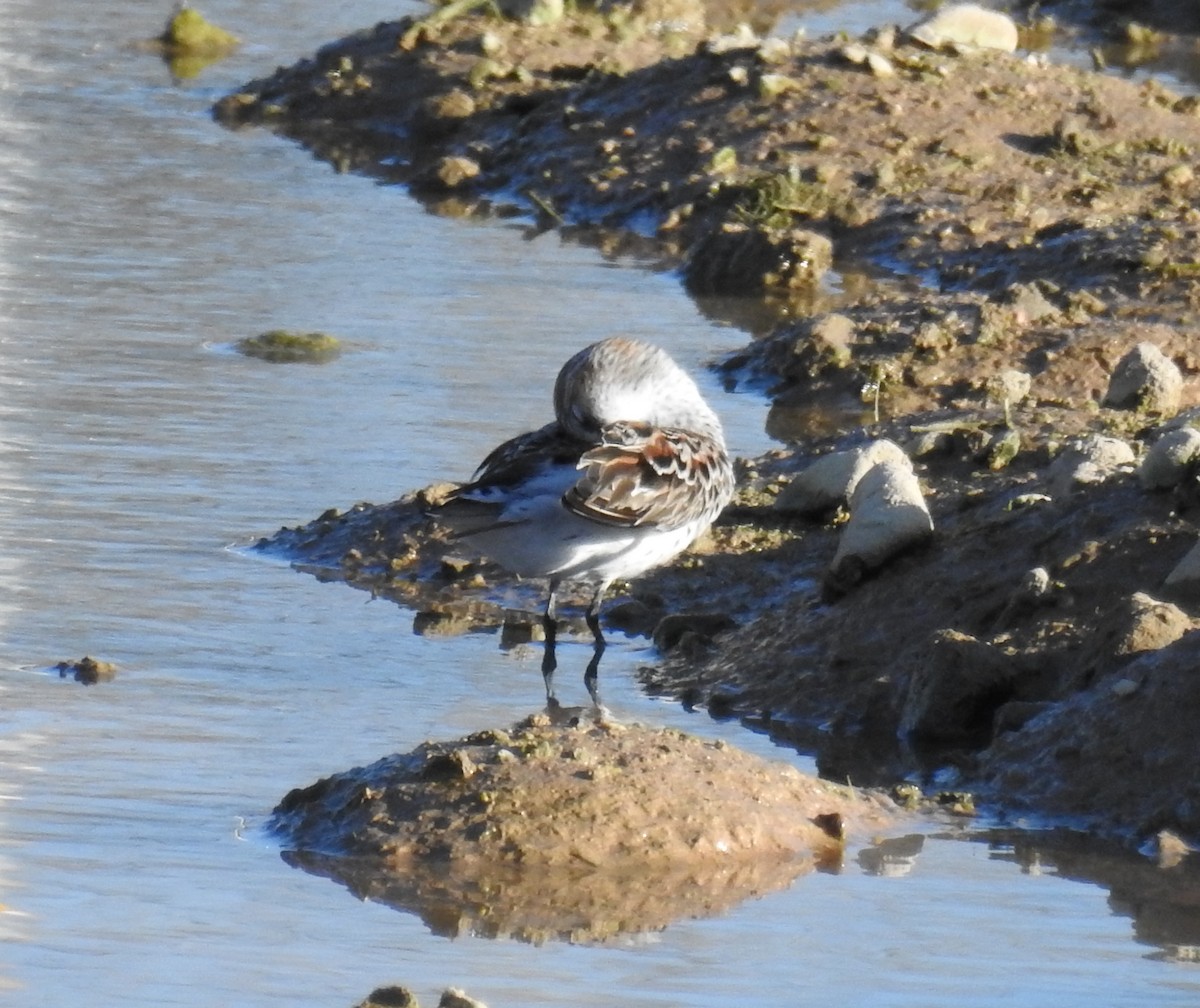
(1140, 426, 1200, 490)
(708, 23, 759, 54)
(775, 439, 910, 516)
(909, 3, 1019, 52)
(867, 52, 896, 77)
(830, 456, 934, 579)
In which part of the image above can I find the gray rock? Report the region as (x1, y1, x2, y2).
(1103, 342, 1183, 415)
(1046, 434, 1135, 496)
(1139, 425, 1200, 489)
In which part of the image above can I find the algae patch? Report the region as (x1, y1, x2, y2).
(236, 329, 342, 363)
(158, 8, 239, 56)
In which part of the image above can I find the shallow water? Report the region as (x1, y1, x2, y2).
(3, 0, 1200, 1004)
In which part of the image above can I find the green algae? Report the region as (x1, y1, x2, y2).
(236, 329, 342, 364)
(159, 8, 239, 55)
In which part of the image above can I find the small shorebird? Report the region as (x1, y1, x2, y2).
(432, 336, 735, 700)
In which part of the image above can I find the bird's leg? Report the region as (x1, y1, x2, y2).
(583, 582, 608, 706)
(541, 581, 560, 704)
(584, 581, 608, 647)
(583, 643, 603, 707)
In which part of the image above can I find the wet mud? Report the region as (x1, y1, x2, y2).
(271, 711, 894, 943)
(219, 2, 1200, 849)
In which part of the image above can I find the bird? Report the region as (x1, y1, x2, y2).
(430, 336, 735, 702)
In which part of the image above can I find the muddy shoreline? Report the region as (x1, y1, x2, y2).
(218, 4, 1200, 847)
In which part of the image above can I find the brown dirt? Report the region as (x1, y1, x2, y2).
(270, 711, 894, 943)
(219, 3, 1200, 846)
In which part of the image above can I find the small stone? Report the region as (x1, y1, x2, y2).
(56, 656, 118, 685)
(1104, 342, 1183, 415)
(438, 989, 487, 1008)
(426, 89, 477, 120)
(840, 43, 869, 64)
(756, 37, 792, 64)
(653, 612, 738, 653)
(1163, 163, 1194, 189)
(357, 986, 420, 1008)
(436, 155, 482, 188)
(985, 369, 1032, 412)
(707, 23, 759, 54)
(908, 3, 1019, 52)
(1139, 426, 1200, 490)
(1006, 283, 1059, 325)
(758, 73, 799, 99)
(866, 52, 896, 77)
(1047, 435, 1136, 496)
(1154, 829, 1193, 869)
(809, 313, 855, 367)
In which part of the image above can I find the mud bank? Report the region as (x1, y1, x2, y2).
(221, 4, 1200, 846)
(271, 712, 894, 943)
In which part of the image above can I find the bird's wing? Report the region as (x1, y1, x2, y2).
(449, 422, 583, 500)
(562, 420, 732, 531)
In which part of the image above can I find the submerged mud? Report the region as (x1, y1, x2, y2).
(223, 3, 1200, 847)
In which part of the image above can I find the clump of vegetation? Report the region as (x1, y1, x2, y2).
(158, 7, 239, 55)
(153, 6, 240, 78)
(236, 329, 342, 363)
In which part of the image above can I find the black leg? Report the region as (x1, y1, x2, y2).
(583, 637, 604, 707)
(541, 581, 560, 703)
(583, 581, 608, 706)
(584, 581, 609, 647)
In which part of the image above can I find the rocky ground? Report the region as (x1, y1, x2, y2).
(215, 2, 1200, 848)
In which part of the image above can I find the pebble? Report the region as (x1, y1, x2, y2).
(1104, 342, 1183, 415)
(908, 3, 1019, 52)
(985, 369, 1032, 416)
(357, 986, 419, 1008)
(439, 989, 487, 1008)
(436, 155, 481, 188)
(707, 23, 759, 54)
(1046, 434, 1136, 496)
(1139, 425, 1200, 489)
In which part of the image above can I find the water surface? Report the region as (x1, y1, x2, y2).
(3, 0, 1200, 1004)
